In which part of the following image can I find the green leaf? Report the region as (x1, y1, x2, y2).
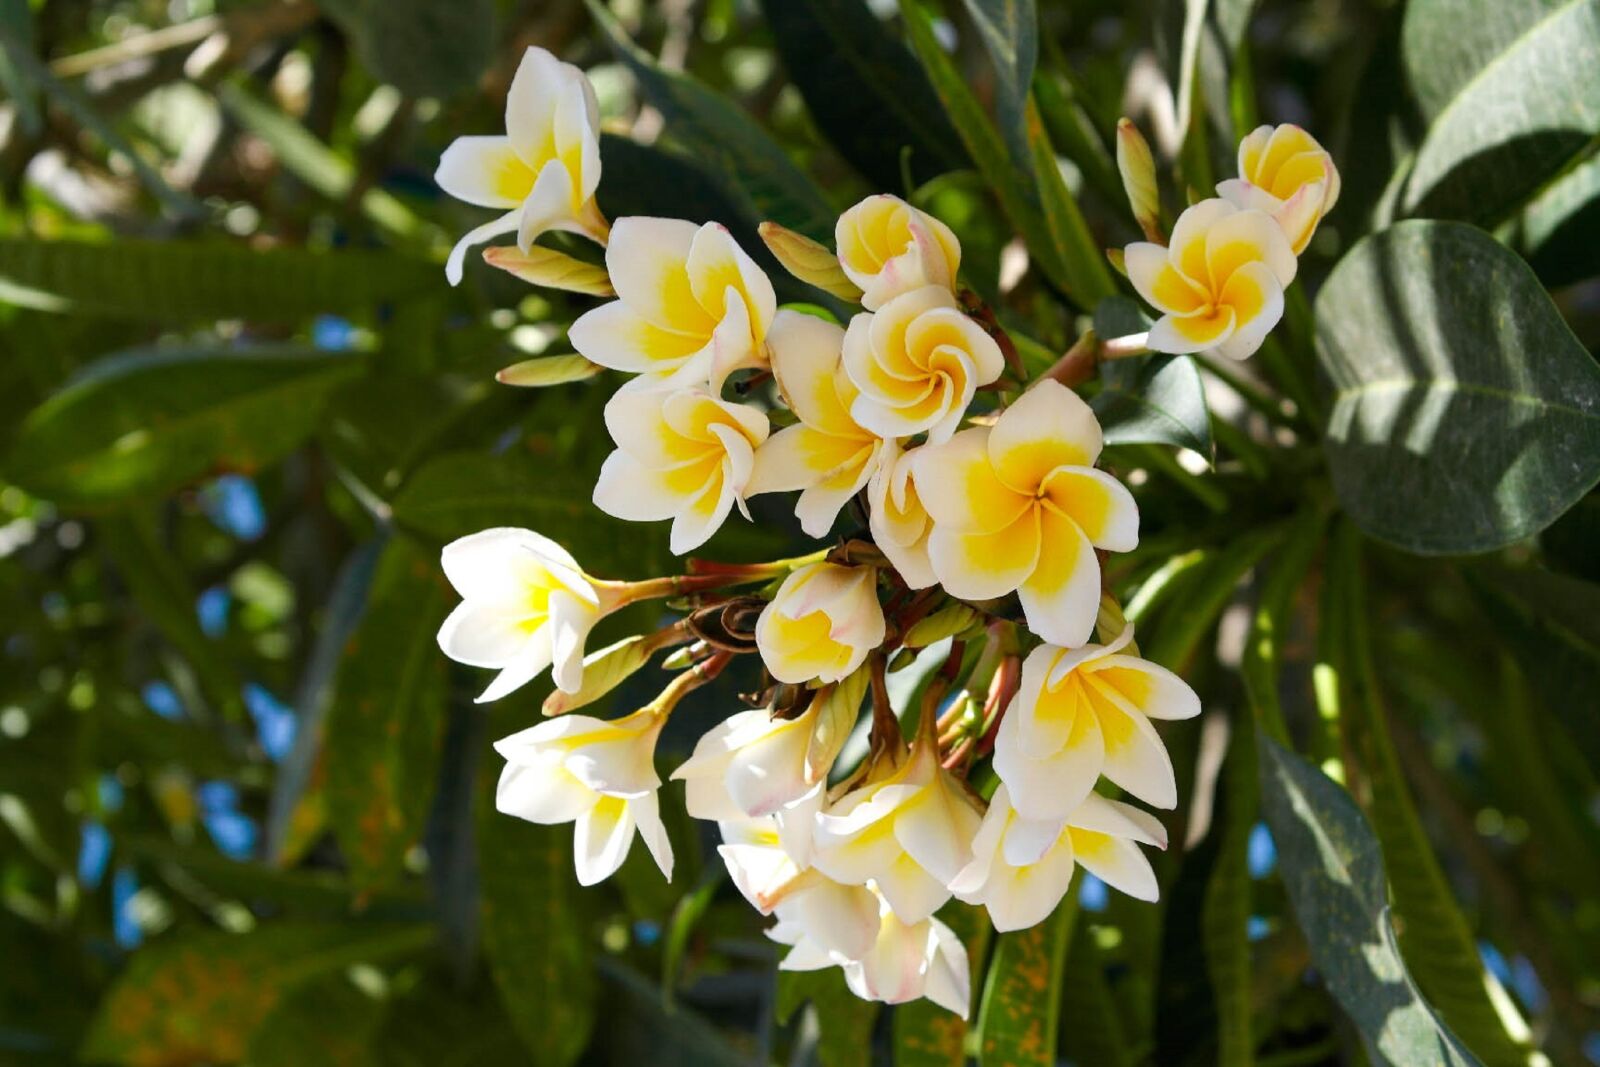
(0, 0, 40, 136)
(758, 0, 968, 191)
(1321, 526, 1534, 1065)
(1142, 523, 1284, 673)
(1401, 0, 1600, 220)
(586, 0, 835, 242)
(324, 535, 451, 891)
(1316, 220, 1600, 554)
(247, 974, 387, 1067)
(1256, 734, 1479, 1067)
(1201, 708, 1257, 1067)
(1240, 505, 1328, 743)
(777, 967, 879, 1067)
(78, 923, 433, 1065)
(595, 961, 749, 1066)
(1520, 147, 1600, 286)
(1024, 98, 1119, 305)
(391, 450, 670, 577)
(1093, 354, 1214, 458)
(0, 237, 436, 319)
(478, 706, 596, 1066)
(894, 901, 990, 1066)
(1057, 922, 1134, 1067)
(959, 0, 1038, 167)
(976, 891, 1078, 1067)
(6, 346, 363, 508)
(318, 0, 493, 98)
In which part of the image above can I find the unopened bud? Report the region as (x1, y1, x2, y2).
(1116, 118, 1163, 242)
(484, 245, 615, 297)
(757, 221, 863, 302)
(1105, 247, 1127, 277)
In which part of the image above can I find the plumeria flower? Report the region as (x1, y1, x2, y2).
(811, 734, 983, 923)
(746, 310, 887, 537)
(773, 883, 971, 1016)
(436, 47, 606, 286)
(916, 380, 1139, 648)
(494, 705, 672, 885)
(569, 217, 777, 392)
(842, 286, 1005, 444)
(674, 670, 865, 820)
(715, 787, 825, 913)
(867, 439, 937, 590)
(951, 784, 1166, 932)
(592, 386, 769, 554)
(768, 876, 885, 969)
(436, 527, 619, 700)
(1217, 124, 1341, 255)
(1125, 198, 1297, 361)
(755, 563, 886, 685)
(994, 624, 1200, 817)
(835, 194, 962, 311)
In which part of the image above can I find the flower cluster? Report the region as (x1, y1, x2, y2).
(432, 48, 1335, 1016)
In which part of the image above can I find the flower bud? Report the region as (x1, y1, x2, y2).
(835, 194, 961, 311)
(758, 221, 864, 302)
(755, 563, 886, 685)
(1117, 118, 1162, 242)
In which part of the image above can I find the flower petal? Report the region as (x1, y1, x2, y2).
(687, 221, 777, 344)
(927, 508, 1041, 601)
(631, 790, 674, 881)
(435, 136, 532, 209)
(988, 379, 1104, 490)
(605, 217, 717, 336)
(573, 794, 637, 886)
(436, 599, 533, 668)
(1018, 508, 1101, 648)
(1041, 466, 1140, 551)
(496, 757, 594, 824)
(914, 427, 1031, 534)
(444, 209, 521, 286)
(1125, 241, 1208, 317)
(1212, 260, 1285, 362)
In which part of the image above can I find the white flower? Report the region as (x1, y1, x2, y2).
(772, 882, 971, 1017)
(951, 784, 1166, 932)
(867, 439, 937, 590)
(755, 564, 885, 685)
(673, 670, 865, 820)
(436, 527, 609, 700)
(811, 736, 983, 923)
(569, 218, 777, 392)
(842, 286, 1004, 444)
(994, 625, 1201, 819)
(592, 386, 769, 554)
(436, 46, 606, 285)
(715, 787, 825, 914)
(1217, 123, 1341, 255)
(746, 310, 887, 537)
(835, 194, 962, 311)
(494, 706, 672, 885)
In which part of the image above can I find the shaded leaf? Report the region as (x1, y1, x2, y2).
(79, 923, 433, 1065)
(587, 0, 834, 241)
(960, 0, 1038, 167)
(319, 0, 493, 98)
(777, 967, 879, 1067)
(1201, 709, 1257, 1067)
(1093, 353, 1213, 458)
(0, 237, 435, 318)
(1024, 98, 1118, 305)
(759, 0, 967, 190)
(976, 891, 1077, 1066)
(6, 346, 362, 508)
(324, 535, 451, 891)
(1520, 148, 1600, 287)
(1256, 734, 1479, 1067)
(247, 974, 386, 1067)
(1316, 221, 1600, 554)
(1401, 0, 1600, 220)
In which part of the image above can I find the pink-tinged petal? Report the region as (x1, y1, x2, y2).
(1018, 508, 1101, 648)
(1271, 180, 1326, 255)
(573, 794, 637, 885)
(923, 919, 972, 1018)
(705, 284, 766, 392)
(988, 379, 1105, 490)
(1041, 466, 1140, 551)
(790, 879, 882, 960)
(444, 209, 521, 286)
(1001, 810, 1066, 868)
(435, 136, 532, 208)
